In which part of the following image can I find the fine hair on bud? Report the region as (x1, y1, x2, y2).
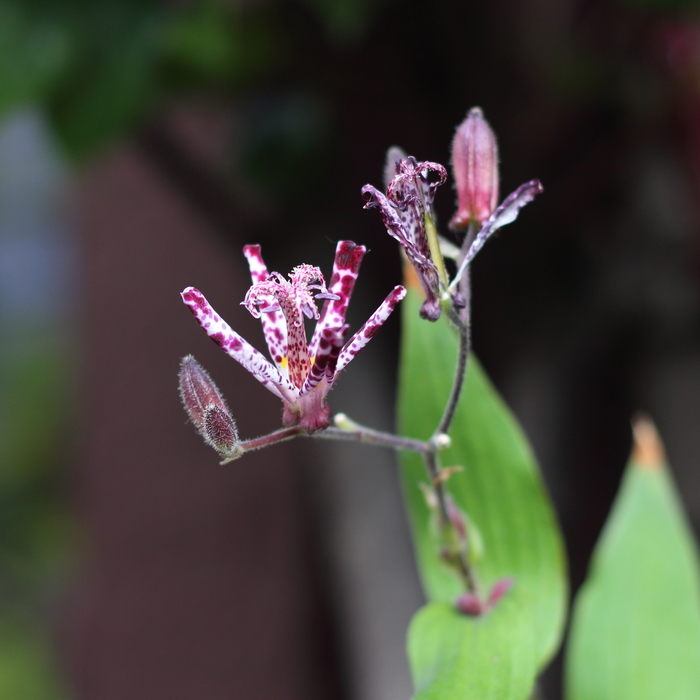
(204, 404, 239, 454)
(179, 355, 238, 454)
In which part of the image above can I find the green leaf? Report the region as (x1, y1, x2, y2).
(398, 288, 567, 697)
(408, 601, 535, 700)
(0, 610, 68, 699)
(565, 420, 700, 700)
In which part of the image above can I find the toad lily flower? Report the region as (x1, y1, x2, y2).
(182, 241, 406, 434)
(365, 151, 543, 317)
(362, 157, 450, 322)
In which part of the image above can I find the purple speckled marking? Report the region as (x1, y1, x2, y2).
(299, 324, 347, 397)
(182, 243, 406, 434)
(456, 180, 544, 276)
(243, 245, 289, 377)
(362, 157, 447, 321)
(336, 285, 406, 373)
(181, 286, 295, 402)
(450, 180, 543, 292)
(309, 240, 365, 359)
(243, 262, 334, 390)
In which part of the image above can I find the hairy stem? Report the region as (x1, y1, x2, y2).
(221, 420, 432, 464)
(221, 425, 304, 462)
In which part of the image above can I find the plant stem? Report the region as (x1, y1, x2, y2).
(458, 223, 476, 327)
(427, 222, 478, 593)
(220, 425, 304, 462)
(314, 424, 430, 453)
(423, 450, 478, 594)
(435, 307, 470, 437)
(221, 420, 432, 464)
(434, 224, 475, 438)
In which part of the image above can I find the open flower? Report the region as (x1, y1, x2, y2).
(362, 157, 448, 321)
(182, 241, 406, 434)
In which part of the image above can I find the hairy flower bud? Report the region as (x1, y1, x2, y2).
(203, 405, 238, 454)
(179, 355, 238, 455)
(450, 107, 499, 230)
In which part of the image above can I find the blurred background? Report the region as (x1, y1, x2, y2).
(1, 0, 700, 698)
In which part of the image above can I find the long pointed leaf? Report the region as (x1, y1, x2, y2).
(566, 419, 700, 700)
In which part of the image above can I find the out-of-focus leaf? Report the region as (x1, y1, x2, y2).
(398, 287, 567, 698)
(298, 0, 390, 44)
(408, 600, 535, 700)
(565, 419, 700, 700)
(49, 2, 164, 157)
(164, 3, 276, 86)
(0, 3, 71, 119)
(0, 341, 70, 487)
(0, 612, 68, 699)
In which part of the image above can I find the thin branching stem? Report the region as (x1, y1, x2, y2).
(220, 425, 304, 462)
(314, 425, 430, 453)
(425, 221, 478, 594)
(222, 421, 432, 464)
(434, 224, 475, 438)
(435, 307, 470, 438)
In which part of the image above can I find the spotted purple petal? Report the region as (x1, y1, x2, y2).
(450, 179, 544, 291)
(336, 285, 407, 373)
(181, 287, 296, 402)
(242, 245, 289, 374)
(299, 324, 348, 397)
(309, 240, 366, 360)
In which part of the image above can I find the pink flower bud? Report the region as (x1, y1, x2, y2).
(450, 107, 499, 230)
(179, 355, 238, 454)
(455, 593, 485, 616)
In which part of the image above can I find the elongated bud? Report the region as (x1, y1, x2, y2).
(179, 355, 239, 455)
(203, 405, 239, 454)
(450, 107, 499, 230)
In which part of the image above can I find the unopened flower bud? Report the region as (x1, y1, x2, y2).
(179, 355, 238, 455)
(450, 107, 499, 230)
(204, 404, 239, 454)
(455, 593, 485, 616)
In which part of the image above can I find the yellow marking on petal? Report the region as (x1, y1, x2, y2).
(281, 357, 288, 369)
